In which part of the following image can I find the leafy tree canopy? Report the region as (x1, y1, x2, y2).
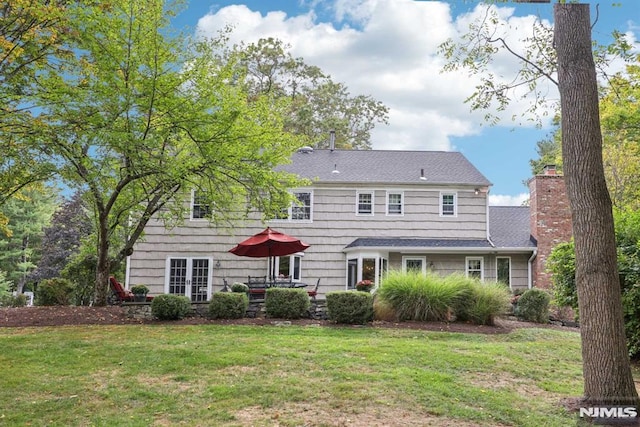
(221, 37, 389, 150)
(9, 0, 308, 304)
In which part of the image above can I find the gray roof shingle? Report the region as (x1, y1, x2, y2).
(280, 149, 492, 186)
(489, 206, 536, 248)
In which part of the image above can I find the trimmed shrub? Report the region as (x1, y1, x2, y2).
(35, 278, 75, 306)
(208, 292, 248, 319)
(0, 293, 28, 307)
(463, 282, 511, 326)
(377, 271, 472, 321)
(515, 288, 551, 323)
(264, 288, 310, 319)
(326, 291, 373, 324)
(151, 294, 191, 320)
(231, 283, 249, 293)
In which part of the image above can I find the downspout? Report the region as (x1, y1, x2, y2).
(485, 189, 495, 247)
(527, 249, 537, 289)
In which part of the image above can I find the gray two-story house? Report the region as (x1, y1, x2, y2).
(126, 149, 569, 299)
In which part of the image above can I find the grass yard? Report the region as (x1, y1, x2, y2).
(0, 324, 584, 426)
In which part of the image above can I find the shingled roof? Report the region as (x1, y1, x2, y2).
(489, 206, 536, 249)
(280, 149, 492, 186)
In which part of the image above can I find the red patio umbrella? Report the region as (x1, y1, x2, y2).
(229, 227, 310, 281)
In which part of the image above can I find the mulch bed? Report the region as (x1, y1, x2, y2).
(0, 306, 579, 334)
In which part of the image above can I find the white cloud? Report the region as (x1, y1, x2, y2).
(489, 193, 529, 206)
(195, 0, 558, 154)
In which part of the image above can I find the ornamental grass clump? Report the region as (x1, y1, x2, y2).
(377, 271, 471, 321)
(463, 281, 511, 326)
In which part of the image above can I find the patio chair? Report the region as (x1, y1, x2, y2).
(108, 277, 153, 304)
(307, 278, 320, 300)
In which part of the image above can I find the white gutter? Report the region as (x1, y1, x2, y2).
(527, 249, 537, 289)
(343, 245, 536, 254)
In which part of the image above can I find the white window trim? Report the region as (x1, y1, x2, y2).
(271, 190, 314, 223)
(164, 256, 213, 299)
(439, 191, 458, 217)
(356, 190, 375, 216)
(386, 190, 404, 216)
(345, 252, 389, 290)
(402, 256, 427, 275)
(496, 256, 512, 289)
(190, 189, 210, 221)
(275, 253, 304, 282)
(466, 256, 484, 281)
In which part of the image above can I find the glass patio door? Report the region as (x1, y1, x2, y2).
(166, 257, 212, 302)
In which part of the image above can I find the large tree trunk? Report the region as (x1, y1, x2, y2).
(554, 3, 639, 407)
(94, 220, 110, 306)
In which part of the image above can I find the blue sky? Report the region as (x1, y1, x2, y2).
(171, 1, 639, 205)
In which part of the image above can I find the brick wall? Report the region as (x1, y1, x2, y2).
(528, 166, 573, 289)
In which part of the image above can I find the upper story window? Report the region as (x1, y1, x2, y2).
(273, 191, 313, 222)
(466, 257, 484, 280)
(191, 191, 211, 220)
(357, 191, 374, 215)
(292, 191, 312, 221)
(440, 192, 457, 217)
(386, 191, 403, 215)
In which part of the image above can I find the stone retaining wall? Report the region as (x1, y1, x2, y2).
(122, 299, 328, 320)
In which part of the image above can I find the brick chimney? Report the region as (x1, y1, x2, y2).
(528, 165, 573, 289)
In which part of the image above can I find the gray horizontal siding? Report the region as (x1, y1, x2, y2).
(128, 184, 518, 297)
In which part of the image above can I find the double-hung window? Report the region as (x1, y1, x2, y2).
(387, 191, 403, 215)
(466, 257, 484, 280)
(274, 191, 313, 222)
(291, 191, 312, 221)
(440, 192, 457, 217)
(191, 190, 211, 220)
(357, 191, 374, 215)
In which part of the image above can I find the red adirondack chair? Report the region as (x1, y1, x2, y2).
(108, 277, 153, 304)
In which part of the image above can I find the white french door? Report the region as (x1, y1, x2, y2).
(166, 257, 212, 302)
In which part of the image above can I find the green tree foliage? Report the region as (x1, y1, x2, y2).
(15, 0, 305, 305)
(546, 241, 577, 310)
(0, 186, 57, 293)
(439, 2, 638, 406)
(549, 209, 640, 358)
(600, 63, 640, 210)
(226, 37, 389, 149)
(529, 63, 640, 208)
(0, 0, 70, 206)
(30, 191, 92, 283)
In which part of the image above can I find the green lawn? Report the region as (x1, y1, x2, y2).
(0, 324, 584, 426)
